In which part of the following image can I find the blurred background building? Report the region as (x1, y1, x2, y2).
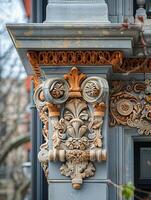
(1, 0, 151, 200)
(0, 0, 31, 199)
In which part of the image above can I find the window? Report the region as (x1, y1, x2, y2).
(146, 0, 151, 19)
(134, 142, 151, 199)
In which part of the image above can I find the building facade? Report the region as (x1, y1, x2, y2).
(7, 0, 151, 199)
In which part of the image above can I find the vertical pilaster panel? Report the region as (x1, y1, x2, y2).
(107, 0, 134, 22)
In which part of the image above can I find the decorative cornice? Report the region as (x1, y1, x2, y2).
(27, 50, 123, 76)
(110, 80, 151, 135)
(27, 50, 123, 66)
(114, 58, 151, 73)
(27, 53, 41, 77)
(27, 51, 151, 77)
(31, 76, 40, 89)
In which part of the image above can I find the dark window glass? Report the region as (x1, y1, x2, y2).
(146, 0, 151, 18)
(134, 0, 151, 19)
(134, 142, 151, 200)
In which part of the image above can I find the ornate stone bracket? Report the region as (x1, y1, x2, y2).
(34, 67, 109, 189)
(110, 80, 151, 135)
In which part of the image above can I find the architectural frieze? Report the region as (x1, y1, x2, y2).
(28, 51, 151, 78)
(114, 57, 151, 73)
(27, 50, 123, 77)
(110, 80, 151, 135)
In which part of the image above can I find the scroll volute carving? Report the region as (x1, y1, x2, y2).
(110, 80, 151, 135)
(34, 67, 109, 189)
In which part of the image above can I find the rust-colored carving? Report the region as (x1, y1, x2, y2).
(27, 51, 151, 78)
(34, 67, 109, 189)
(27, 50, 123, 66)
(46, 103, 60, 117)
(27, 52, 41, 77)
(64, 67, 86, 97)
(27, 50, 124, 76)
(31, 76, 40, 89)
(110, 80, 151, 135)
(94, 102, 106, 117)
(27, 51, 39, 65)
(114, 58, 151, 73)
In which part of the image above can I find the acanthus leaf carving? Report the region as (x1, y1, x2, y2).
(110, 80, 151, 135)
(34, 67, 109, 189)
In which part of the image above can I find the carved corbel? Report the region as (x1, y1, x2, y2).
(34, 67, 109, 189)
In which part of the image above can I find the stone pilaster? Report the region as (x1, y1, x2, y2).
(45, 0, 110, 23)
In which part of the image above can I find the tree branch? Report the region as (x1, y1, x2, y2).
(0, 135, 30, 164)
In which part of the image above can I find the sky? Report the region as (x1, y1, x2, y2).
(0, 0, 28, 79)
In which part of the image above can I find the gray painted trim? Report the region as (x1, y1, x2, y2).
(6, 23, 141, 38)
(107, 0, 134, 23)
(110, 73, 151, 81)
(48, 179, 111, 183)
(6, 23, 142, 75)
(30, 81, 38, 200)
(109, 126, 151, 200)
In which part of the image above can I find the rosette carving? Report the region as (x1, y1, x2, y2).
(110, 80, 151, 135)
(44, 78, 69, 104)
(81, 77, 108, 103)
(34, 67, 109, 189)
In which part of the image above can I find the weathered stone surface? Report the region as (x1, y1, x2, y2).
(46, 0, 110, 23)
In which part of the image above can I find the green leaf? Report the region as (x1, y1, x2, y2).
(121, 182, 135, 200)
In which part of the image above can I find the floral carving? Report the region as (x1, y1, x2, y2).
(60, 149, 95, 189)
(53, 119, 67, 148)
(84, 80, 100, 97)
(66, 150, 90, 162)
(44, 78, 69, 104)
(88, 118, 103, 148)
(81, 77, 107, 103)
(65, 137, 89, 150)
(64, 67, 86, 97)
(34, 67, 109, 189)
(110, 80, 151, 135)
(113, 58, 151, 73)
(50, 81, 66, 99)
(34, 84, 60, 177)
(64, 99, 88, 138)
(60, 161, 95, 189)
(36, 104, 49, 177)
